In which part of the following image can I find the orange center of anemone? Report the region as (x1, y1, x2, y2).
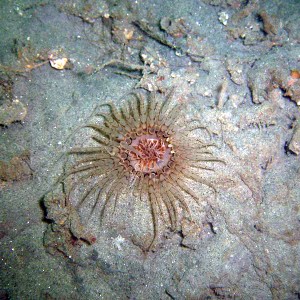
(127, 135, 171, 173)
(121, 134, 172, 174)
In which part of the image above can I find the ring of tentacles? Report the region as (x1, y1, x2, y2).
(66, 89, 224, 250)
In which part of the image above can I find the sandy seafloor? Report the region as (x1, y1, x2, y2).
(1, 0, 300, 299)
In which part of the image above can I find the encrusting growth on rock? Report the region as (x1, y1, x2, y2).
(65, 89, 224, 250)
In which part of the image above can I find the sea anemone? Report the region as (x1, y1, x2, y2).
(66, 89, 223, 250)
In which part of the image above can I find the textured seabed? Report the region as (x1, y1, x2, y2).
(1, 0, 300, 299)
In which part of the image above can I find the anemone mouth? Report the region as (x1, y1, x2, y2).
(66, 89, 225, 250)
(119, 128, 173, 179)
